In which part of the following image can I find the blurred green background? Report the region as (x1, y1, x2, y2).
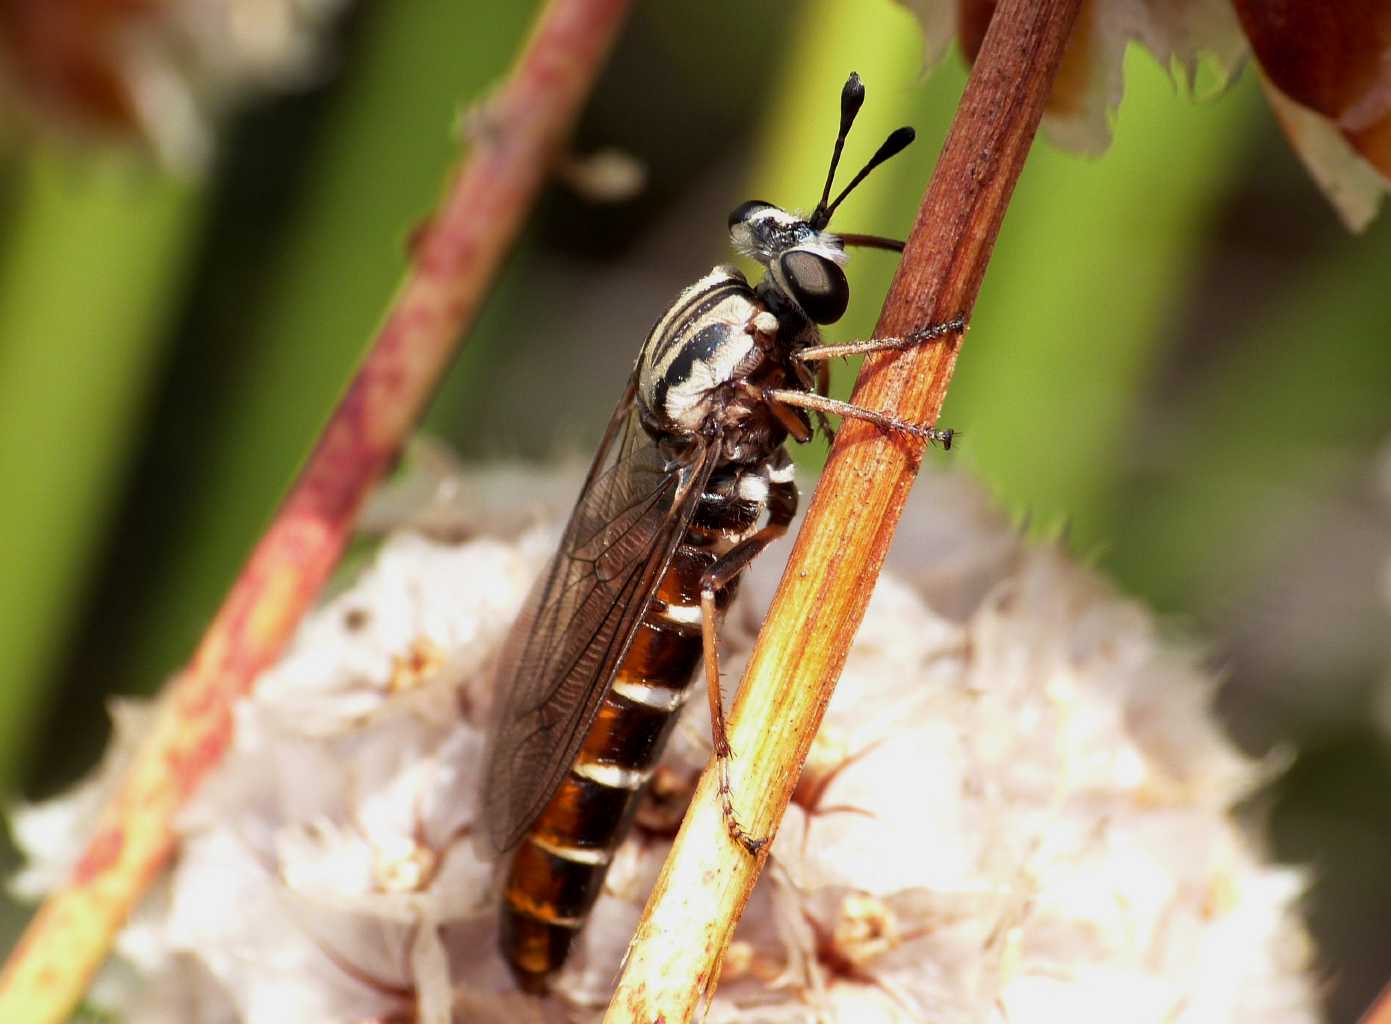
(1, 1, 1388, 1019)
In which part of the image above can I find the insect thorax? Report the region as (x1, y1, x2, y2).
(635, 265, 812, 457)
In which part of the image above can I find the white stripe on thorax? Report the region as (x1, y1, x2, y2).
(643, 266, 746, 369)
(657, 311, 757, 428)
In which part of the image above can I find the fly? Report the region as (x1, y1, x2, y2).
(482, 72, 966, 992)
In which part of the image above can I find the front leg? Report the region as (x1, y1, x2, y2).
(795, 314, 967, 363)
(765, 389, 955, 449)
(744, 308, 833, 442)
(813, 360, 835, 443)
(738, 380, 813, 443)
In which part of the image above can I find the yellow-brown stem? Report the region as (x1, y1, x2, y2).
(603, 0, 1084, 1020)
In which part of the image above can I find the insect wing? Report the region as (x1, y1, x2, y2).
(484, 382, 714, 853)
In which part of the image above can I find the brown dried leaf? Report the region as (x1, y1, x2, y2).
(1234, 2, 1391, 183)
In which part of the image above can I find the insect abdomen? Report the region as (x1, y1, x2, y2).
(499, 511, 748, 992)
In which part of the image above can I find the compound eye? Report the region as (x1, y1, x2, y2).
(778, 250, 849, 324)
(727, 199, 773, 230)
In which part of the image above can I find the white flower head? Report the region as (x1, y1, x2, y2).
(10, 462, 1320, 1022)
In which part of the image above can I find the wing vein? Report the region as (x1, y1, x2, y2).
(482, 380, 715, 852)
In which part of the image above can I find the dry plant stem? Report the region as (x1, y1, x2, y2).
(0, 2, 632, 1021)
(604, 0, 1084, 1020)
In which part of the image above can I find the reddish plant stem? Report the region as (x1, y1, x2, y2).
(603, 0, 1083, 1019)
(0, 2, 632, 1021)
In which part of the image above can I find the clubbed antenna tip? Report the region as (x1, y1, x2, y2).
(809, 74, 915, 230)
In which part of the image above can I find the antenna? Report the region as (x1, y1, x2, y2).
(835, 232, 906, 253)
(809, 73, 866, 229)
(815, 126, 915, 229)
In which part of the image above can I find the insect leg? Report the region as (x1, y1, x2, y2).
(698, 473, 797, 856)
(794, 314, 966, 362)
(765, 389, 955, 449)
(742, 381, 813, 443)
(814, 360, 836, 442)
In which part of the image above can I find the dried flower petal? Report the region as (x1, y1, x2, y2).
(898, 0, 1391, 227)
(900, 0, 1246, 154)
